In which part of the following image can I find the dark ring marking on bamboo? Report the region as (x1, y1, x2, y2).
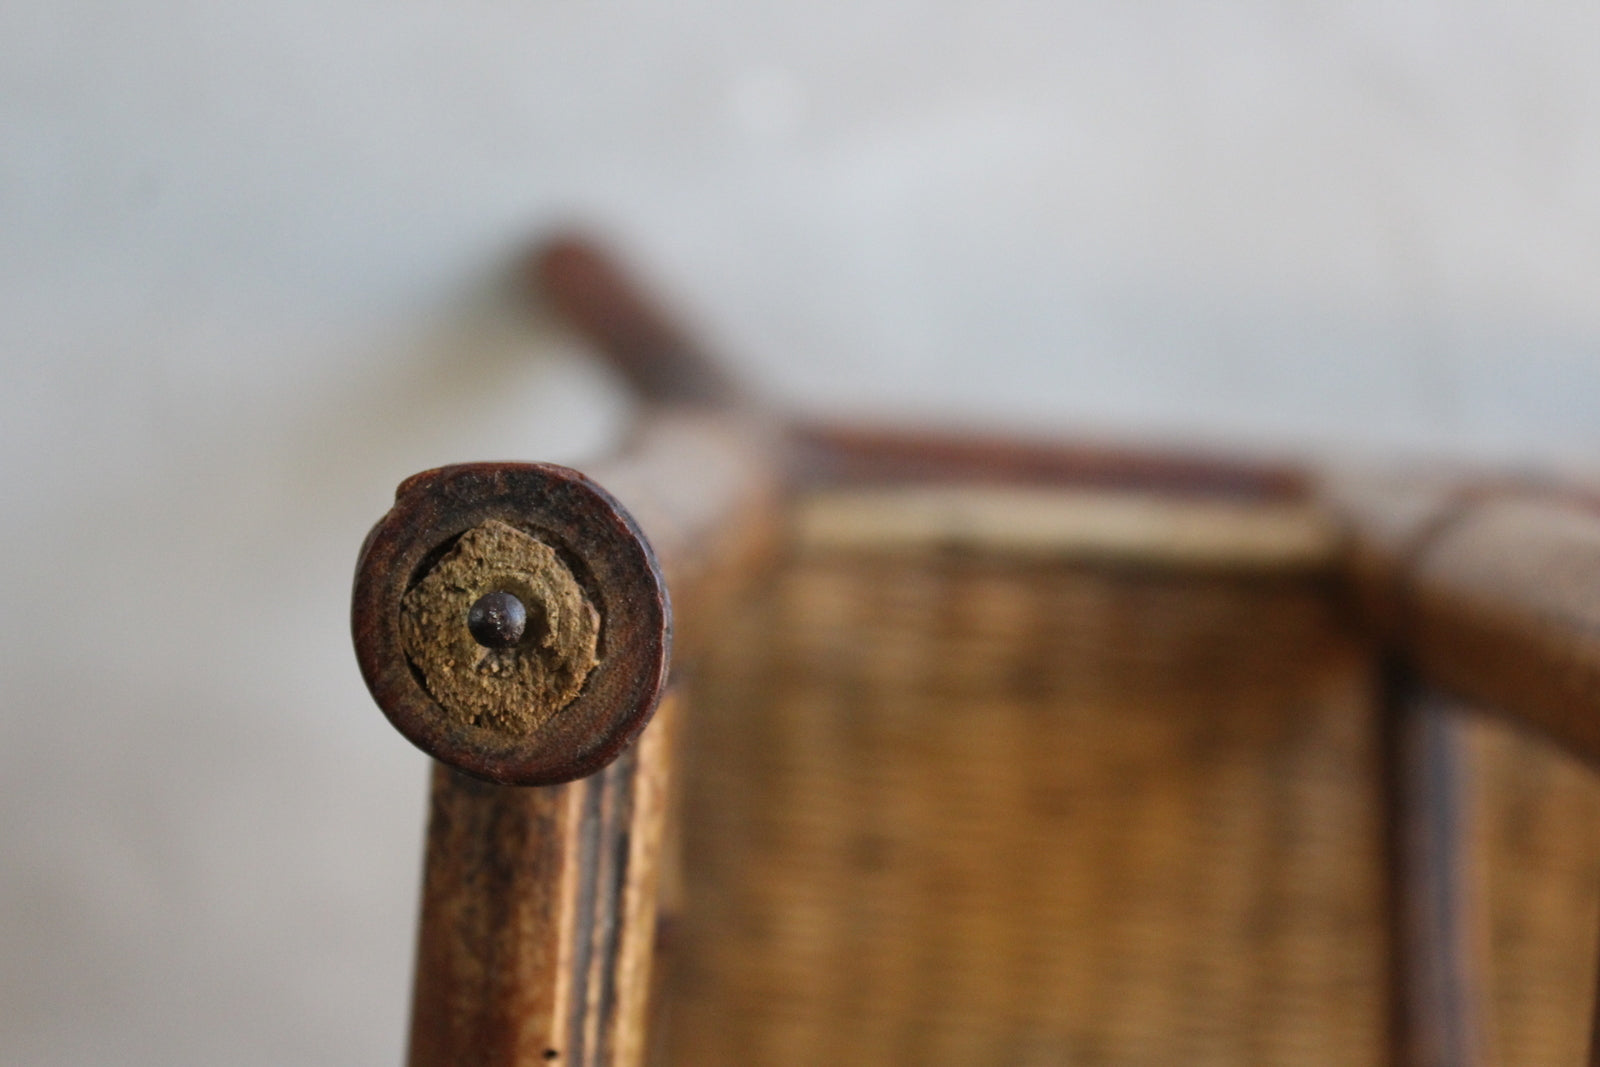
(352, 463, 670, 786)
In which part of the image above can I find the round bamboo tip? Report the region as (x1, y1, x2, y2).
(352, 462, 670, 785)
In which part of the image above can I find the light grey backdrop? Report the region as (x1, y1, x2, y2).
(3, 2, 1599, 1063)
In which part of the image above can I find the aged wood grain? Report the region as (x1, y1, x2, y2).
(1326, 474, 1600, 767)
(1380, 671, 1492, 1067)
(406, 693, 679, 1067)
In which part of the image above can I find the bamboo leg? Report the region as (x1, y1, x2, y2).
(1383, 663, 1492, 1067)
(407, 695, 678, 1067)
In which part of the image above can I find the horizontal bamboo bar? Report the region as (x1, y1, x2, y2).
(1411, 495, 1600, 764)
(1331, 474, 1600, 767)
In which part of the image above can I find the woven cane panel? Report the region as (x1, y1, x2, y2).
(1465, 714, 1600, 1066)
(665, 547, 1388, 1065)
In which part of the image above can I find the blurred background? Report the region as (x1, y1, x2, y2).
(2, 2, 1599, 1063)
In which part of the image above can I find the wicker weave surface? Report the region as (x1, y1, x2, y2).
(667, 524, 1389, 1065)
(1468, 712, 1600, 1065)
(659, 485, 1600, 1066)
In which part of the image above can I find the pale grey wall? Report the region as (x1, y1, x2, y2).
(3, 2, 1599, 1062)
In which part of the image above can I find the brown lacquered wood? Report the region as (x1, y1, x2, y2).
(791, 421, 1308, 498)
(1409, 496, 1600, 767)
(353, 460, 670, 787)
(1591, 965, 1600, 1067)
(408, 693, 681, 1067)
(1328, 474, 1600, 1064)
(407, 764, 583, 1066)
(1402, 496, 1600, 1067)
(352, 410, 781, 787)
(387, 410, 779, 1063)
(1381, 667, 1493, 1067)
(1330, 475, 1600, 768)
(534, 237, 742, 408)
